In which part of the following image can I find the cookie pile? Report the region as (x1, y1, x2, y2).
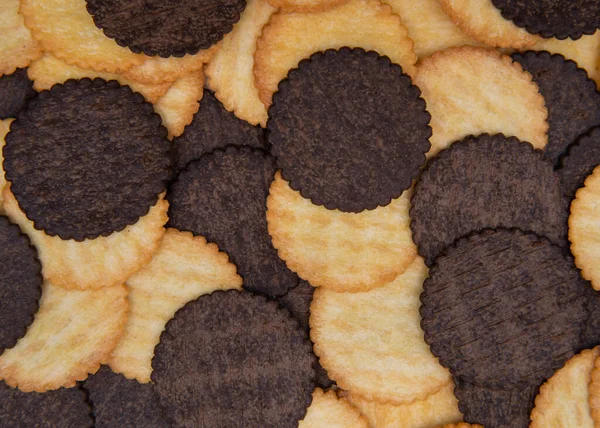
(1, 0, 600, 427)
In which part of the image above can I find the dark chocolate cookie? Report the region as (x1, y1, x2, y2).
(173, 89, 265, 172)
(580, 285, 600, 350)
(558, 126, 600, 201)
(4, 78, 171, 241)
(168, 146, 298, 297)
(86, 0, 246, 57)
(0, 215, 42, 354)
(410, 134, 568, 266)
(268, 48, 431, 213)
(0, 68, 36, 120)
(152, 290, 315, 428)
(420, 229, 587, 388)
(512, 51, 600, 167)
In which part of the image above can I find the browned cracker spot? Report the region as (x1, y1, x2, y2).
(253, 0, 417, 108)
(0, 282, 128, 392)
(0, 0, 42, 76)
(267, 0, 348, 13)
(588, 353, 600, 423)
(0, 68, 36, 120)
(299, 388, 368, 427)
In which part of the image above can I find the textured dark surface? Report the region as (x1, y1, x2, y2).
(0, 215, 42, 354)
(580, 285, 600, 350)
(84, 366, 169, 428)
(168, 146, 298, 297)
(268, 48, 431, 213)
(173, 90, 265, 172)
(558, 126, 600, 202)
(4, 78, 171, 241)
(0, 68, 36, 120)
(86, 0, 246, 57)
(492, 0, 600, 39)
(512, 51, 600, 167)
(0, 381, 93, 427)
(410, 134, 568, 266)
(152, 290, 315, 428)
(420, 229, 587, 388)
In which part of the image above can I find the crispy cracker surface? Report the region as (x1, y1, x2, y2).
(589, 353, 600, 423)
(108, 229, 242, 383)
(0, 119, 11, 210)
(0, 0, 42, 75)
(0, 281, 128, 392)
(267, 172, 416, 292)
(530, 347, 599, 428)
(299, 388, 368, 428)
(267, 0, 348, 12)
(206, 0, 276, 127)
(253, 0, 416, 108)
(2, 187, 168, 291)
(310, 257, 451, 404)
(414, 46, 548, 157)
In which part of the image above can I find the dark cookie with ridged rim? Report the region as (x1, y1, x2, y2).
(168, 146, 298, 297)
(580, 285, 600, 350)
(84, 366, 169, 428)
(0, 215, 42, 354)
(410, 134, 568, 266)
(492, 0, 600, 40)
(173, 89, 265, 172)
(420, 229, 587, 388)
(268, 48, 431, 213)
(0, 381, 93, 427)
(86, 0, 246, 57)
(558, 126, 600, 201)
(152, 290, 315, 428)
(4, 78, 171, 241)
(0, 68, 36, 120)
(511, 51, 600, 167)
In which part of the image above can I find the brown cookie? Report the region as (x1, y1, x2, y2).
(580, 286, 600, 350)
(85, 0, 246, 57)
(268, 48, 431, 213)
(511, 51, 600, 167)
(410, 134, 568, 266)
(168, 146, 298, 297)
(0, 68, 36, 120)
(420, 229, 587, 389)
(558, 126, 600, 201)
(4, 78, 171, 241)
(151, 290, 315, 427)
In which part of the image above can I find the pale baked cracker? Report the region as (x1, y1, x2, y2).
(28, 54, 171, 103)
(2, 186, 168, 291)
(0, 281, 128, 392)
(530, 347, 600, 428)
(205, 0, 276, 127)
(0, 0, 42, 75)
(414, 46, 548, 157)
(299, 388, 368, 428)
(267, 0, 348, 13)
(588, 352, 600, 423)
(267, 172, 416, 292)
(0, 119, 11, 210)
(20, 0, 145, 73)
(108, 229, 243, 383)
(569, 165, 600, 291)
(154, 71, 204, 138)
(253, 0, 417, 108)
(345, 382, 463, 428)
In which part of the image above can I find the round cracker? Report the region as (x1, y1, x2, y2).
(0, 0, 42, 76)
(2, 187, 168, 291)
(267, 0, 348, 12)
(588, 353, 600, 423)
(299, 388, 367, 427)
(530, 347, 599, 428)
(414, 46, 548, 157)
(310, 256, 451, 404)
(0, 281, 128, 392)
(267, 172, 416, 292)
(108, 228, 243, 383)
(253, 0, 417, 108)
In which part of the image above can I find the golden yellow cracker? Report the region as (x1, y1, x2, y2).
(27, 54, 171, 103)
(299, 388, 368, 428)
(0, 119, 12, 210)
(414, 46, 548, 157)
(345, 382, 463, 428)
(439, 0, 541, 49)
(530, 347, 600, 428)
(267, 0, 348, 13)
(20, 0, 145, 73)
(569, 166, 600, 291)
(205, 0, 277, 127)
(310, 257, 451, 404)
(253, 0, 417, 108)
(0, 0, 42, 75)
(267, 172, 416, 292)
(154, 71, 204, 139)
(0, 281, 128, 392)
(108, 229, 243, 383)
(2, 187, 168, 291)
(589, 353, 600, 423)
